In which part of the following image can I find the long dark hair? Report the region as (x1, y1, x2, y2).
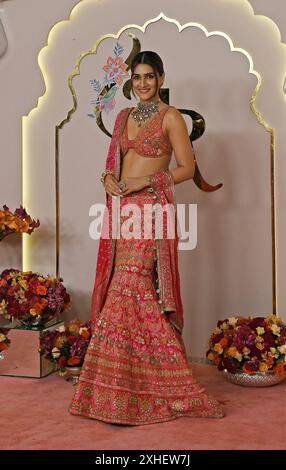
(130, 51, 164, 99)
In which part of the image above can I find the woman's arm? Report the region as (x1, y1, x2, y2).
(165, 107, 196, 184)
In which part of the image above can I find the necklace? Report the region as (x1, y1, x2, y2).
(131, 98, 160, 127)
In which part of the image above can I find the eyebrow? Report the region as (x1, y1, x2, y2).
(132, 72, 155, 76)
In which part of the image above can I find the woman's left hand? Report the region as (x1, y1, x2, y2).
(118, 176, 149, 196)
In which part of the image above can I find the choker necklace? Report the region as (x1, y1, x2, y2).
(131, 99, 160, 127)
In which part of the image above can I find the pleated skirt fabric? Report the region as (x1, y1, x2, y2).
(69, 187, 224, 425)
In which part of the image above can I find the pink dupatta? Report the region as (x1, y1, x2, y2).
(90, 108, 184, 334)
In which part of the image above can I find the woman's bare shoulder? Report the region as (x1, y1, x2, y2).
(164, 105, 185, 127)
(166, 105, 181, 117)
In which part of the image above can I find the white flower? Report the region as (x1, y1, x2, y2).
(79, 327, 88, 335)
(278, 345, 286, 354)
(227, 317, 238, 326)
(0, 299, 8, 315)
(270, 324, 281, 336)
(51, 347, 61, 359)
(57, 325, 66, 333)
(213, 327, 221, 335)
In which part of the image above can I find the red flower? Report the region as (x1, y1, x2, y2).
(67, 335, 77, 344)
(211, 333, 224, 344)
(221, 358, 237, 373)
(58, 356, 67, 367)
(67, 356, 81, 366)
(263, 332, 275, 348)
(242, 362, 256, 374)
(249, 317, 267, 329)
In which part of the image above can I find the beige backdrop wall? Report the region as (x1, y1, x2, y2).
(1, 0, 286, 359)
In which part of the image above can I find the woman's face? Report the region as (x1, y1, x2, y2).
(132, 63, 164, 102)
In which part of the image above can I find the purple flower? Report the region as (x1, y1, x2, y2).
(40, 330, 60, 352)
(47, 286, 65, 313)
(70, 336, 89, 361)
(14, 205, 28, 219)
(232, 325, 256, 351)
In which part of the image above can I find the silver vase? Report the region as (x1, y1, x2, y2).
(64, 366, 82, 385)
(222, 369, 286, 387)
(17, 315, 59, 330)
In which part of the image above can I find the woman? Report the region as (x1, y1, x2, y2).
(70, 51, 224, 425)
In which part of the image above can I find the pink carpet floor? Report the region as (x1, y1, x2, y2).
(0, 364, 285, 450)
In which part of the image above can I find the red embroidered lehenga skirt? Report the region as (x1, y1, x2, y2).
(69, 187, 224, 425)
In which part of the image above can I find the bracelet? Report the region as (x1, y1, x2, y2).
(100, 170, 114, 185)
(146, 175, 153, 185)
(145, 170, 172, 192)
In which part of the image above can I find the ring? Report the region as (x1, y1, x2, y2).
(119, 180, 126, 190)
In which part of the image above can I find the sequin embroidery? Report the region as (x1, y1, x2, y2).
(70, 186, 224, 425)
(120, 106, 173, 158)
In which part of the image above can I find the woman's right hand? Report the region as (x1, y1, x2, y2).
(104, 174, 123, 197)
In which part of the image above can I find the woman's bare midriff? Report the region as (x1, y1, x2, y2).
(120, 151, 171, 179)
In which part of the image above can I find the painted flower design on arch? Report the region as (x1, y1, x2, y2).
(88, 42, 129, 119)
(102, 55, 128, 86)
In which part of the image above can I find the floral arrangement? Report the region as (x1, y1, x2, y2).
(207, 315, 286, 376)
(40, 319, 91, 375)
(0, 204, 40, 241)
(0, 328, 10, 353)
(0, 268, 70, 326)
(88, 41, 129, 119)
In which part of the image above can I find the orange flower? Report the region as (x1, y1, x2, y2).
(0, 342, 9, 351)
(227, 347, 242, 361)
(242, 362, 255, 375)
(36, 285, 47, 295)
(29, 308, 38, 316)
(273, 363, 285, 377)
(6, 220, 18, 230)
(214, 343, 223, 354)
(67, 356, 81, 366)
(34, 302, 44, 312)
(207, 351, 215, 361)
(17, 220, 30, 232)
(30, 302, 43, 316)
(219, 337, 228, 348)
(266, 356, 274, 368)
(80, 328, 90, 340)
(259, 362, 269, 373)
(68, 320, 81, 335)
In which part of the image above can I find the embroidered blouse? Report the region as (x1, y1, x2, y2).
(120, 106, 173, 158)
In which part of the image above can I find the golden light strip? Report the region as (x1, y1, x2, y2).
(23, 4, 279, 315)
